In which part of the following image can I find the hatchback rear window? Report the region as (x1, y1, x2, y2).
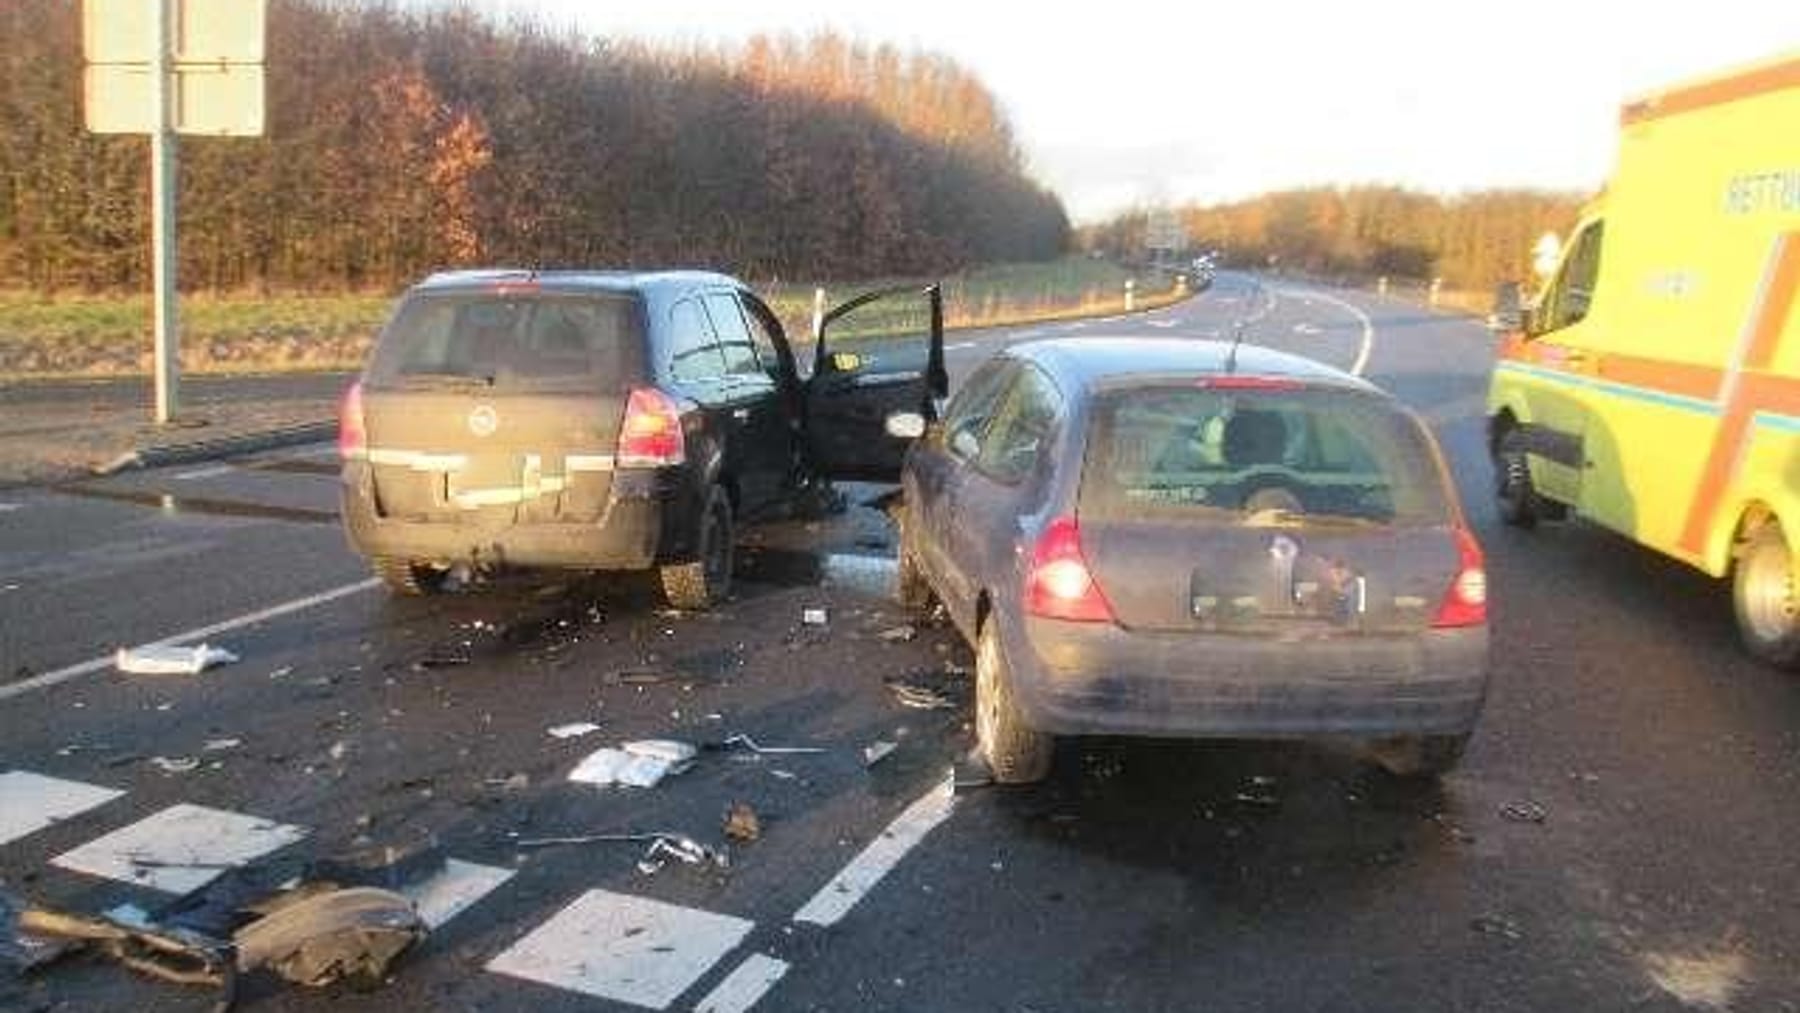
(1081, 385, 1450, 526)
(367, 292, 642, 390)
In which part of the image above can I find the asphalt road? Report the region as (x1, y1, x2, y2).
(2, 274, 1796, 1012)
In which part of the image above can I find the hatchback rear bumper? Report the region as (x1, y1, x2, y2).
(339, 463, 677, 570)
(1007, 616, 1488, 738)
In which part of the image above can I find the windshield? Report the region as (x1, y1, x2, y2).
(1080, 385, 1451, 527)
(367, 292, 643, 391)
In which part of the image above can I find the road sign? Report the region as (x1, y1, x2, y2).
(85, 63, 265, 136)
(83, 0, 266, 137)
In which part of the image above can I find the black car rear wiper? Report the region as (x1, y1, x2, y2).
(394, 370, 496, 388)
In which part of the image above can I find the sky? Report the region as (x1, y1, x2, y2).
(454, 1, 1799, 222)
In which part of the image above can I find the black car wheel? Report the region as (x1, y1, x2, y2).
(1369, 733, 1469, 779)
(661, 485, 734, 610)
(976, 619, 1052, 784)
(373, 558, 447, 596)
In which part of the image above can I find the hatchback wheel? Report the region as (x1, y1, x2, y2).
(1369, 733, 1469, 779)
(661, 485, 733, 610)
(1733, 522, 1800, 669)
(373, 557, 446, 596)
(976, 619, 1052, 784)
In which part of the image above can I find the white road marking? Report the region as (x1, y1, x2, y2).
(694, 953, 790, 1013)
(401, 858, 515, 929)
(0, 502, 23, 513)
(487, 889, 754, 1010)
(1277, 286, 1375, 376)
(0, 578, 380, 702)
(172, 465, 235, 481)
(944, 341, 977, 352)
(1145, 319, 1179, 329)
(1293, 322, 1323, 336)
(52, 803, 306, 894)
(793, 774, 956, 927)
(0, 770, 125, 846)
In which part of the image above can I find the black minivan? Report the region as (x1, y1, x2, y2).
(340, 269, 944, 608)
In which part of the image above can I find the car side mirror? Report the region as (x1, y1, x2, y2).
(885, 411, 926, 439)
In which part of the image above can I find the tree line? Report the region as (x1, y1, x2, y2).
(1085, 186, 1589, 293)
(0, 0, 1070, 294)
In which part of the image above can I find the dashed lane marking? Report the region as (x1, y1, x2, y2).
(694, 953, 791, 1013)
(51, 802, 307, 894)
(0, 502, 22, 513)
(0, 770, 125, 846)
(171, 465, 235, 481)
(793, 774, 956, 927)
(0, 578, 380, 702)
(944, 341, 977, 352)
(487, 889, 755, 1010)
(401, 858, 516, 929)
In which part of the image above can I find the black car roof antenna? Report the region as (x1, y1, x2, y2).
(1225, 317, 1247, 374)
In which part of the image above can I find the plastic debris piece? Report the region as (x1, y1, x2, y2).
(769, 769, 798, 781)
(202, 738, 242, 753)
(636, 834, 722, 876)
(546, 722, 602, 740)
(886, 681, 956, 710)
(863, 741, 898, 767)
(623, 740, 698, 763)
(801, 608, 828, 626)
(149, 756, 200, 774)
(233, 886, 425, 986)
(1470, 913, 1524, 940)
(1500, 800, 1547, 824)
(877, 625, 917, 643)
(720, 733, 826, 756)
(115, 643, 238, 675)
(568, 741, 697, 788)
(723, 802, 760, 842)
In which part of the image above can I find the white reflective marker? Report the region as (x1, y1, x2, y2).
(0, 578, 379, 702)
(792, 775, 956, 927)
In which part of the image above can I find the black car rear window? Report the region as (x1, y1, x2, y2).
(1081, 385, 1451, 526)
(367, 292, 642, 390)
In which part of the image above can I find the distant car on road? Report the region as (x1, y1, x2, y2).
(339, 269, 945, 607)
(893, 338, 1489, 783)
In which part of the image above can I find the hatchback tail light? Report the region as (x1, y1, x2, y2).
(1432, 527, 1488, 628)
(617, 387, 686, 467)
(1024, 516, 1117, 623)
(338, 381, 367, 461)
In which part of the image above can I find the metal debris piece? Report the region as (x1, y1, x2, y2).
(886, 681, 955, 710)
(877, 625, 917, 643)
(723, 803, 761, 842)
(1499, 800, 1548, 824)
(719, 733, 826, 756)
(801, 608, 829, 626)
(568, 740, 697, 788)
(203, 738, 242, 753)
(1470, 913, 1524, 940)
(149, 756, 200, 774)
(233, 886, 425, 987)
(863, 741, 898, 767)
(115, 643, 238, 676)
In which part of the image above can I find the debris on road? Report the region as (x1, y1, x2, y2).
(115, 643, 238, 676)
(862, 741, 898, 767)
(546, 722, 602, 740)
(885, 678, 956, 710)
(149, 756, 200, 775)
(1470, 913, 1525, 940)
(232, 886, 425, 988)
(877, 625, 917, 643)
(801, 607, 829, 626)
(1499, 800, 1548, 824)
(568, 740, 697, 788)
(202, 738, 242, 753)
(512, 831, 727, 875)
(723, 802, 761, 843)
(718, 733, 826, 756)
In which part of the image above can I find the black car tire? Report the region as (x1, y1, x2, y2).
(1495, 426, 1564, 527)
(1370, 733, 1469, 779)
(976, 619, 1052, 784)
(661, 485, 734, 610)
(373, 558, 447, 596)
(1732, 523, 1800, 669)
(894, 505, 936, 615)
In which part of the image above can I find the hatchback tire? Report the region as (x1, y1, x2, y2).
(1733, 522, 1800, 669)
(373, 557, 447, 596)
(1370, 733, 1469, 779)
(661, 485, 734, 610)
(976, 619, 1052, 784)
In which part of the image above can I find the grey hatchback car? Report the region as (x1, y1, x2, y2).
(895, 338, 1489, 783)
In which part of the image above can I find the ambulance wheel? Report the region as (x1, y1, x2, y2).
(373, 558, 446, 596)
(1495, 427, 1563, 527)
(1733, 523, 1800, 669)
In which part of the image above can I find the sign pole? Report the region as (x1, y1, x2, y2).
(149, 0, 179, 424)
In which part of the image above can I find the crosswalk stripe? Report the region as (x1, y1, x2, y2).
(51, 803, 307, 895)
(400, 858, 515, 929)
(0, 770, 125, 846)
(693, 953, 790, 1013)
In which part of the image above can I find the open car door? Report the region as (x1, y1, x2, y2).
(804, 284, 947, 482)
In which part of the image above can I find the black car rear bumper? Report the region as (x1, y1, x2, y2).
(340, 463, 685, 570)
(1008, 617, 1488, 738)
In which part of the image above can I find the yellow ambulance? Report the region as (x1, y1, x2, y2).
(1486, 52, 1800, 665)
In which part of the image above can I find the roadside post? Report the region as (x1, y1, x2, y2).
(83, 0, 267, 425)
(1377, 276, 1388, 296)
(1124, 278, 1136, 312)
(1428, 277, 1442, 308)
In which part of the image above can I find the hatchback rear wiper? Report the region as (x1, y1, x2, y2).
(394, 370, 496, 388)
(1243, 508, 1383, 529)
